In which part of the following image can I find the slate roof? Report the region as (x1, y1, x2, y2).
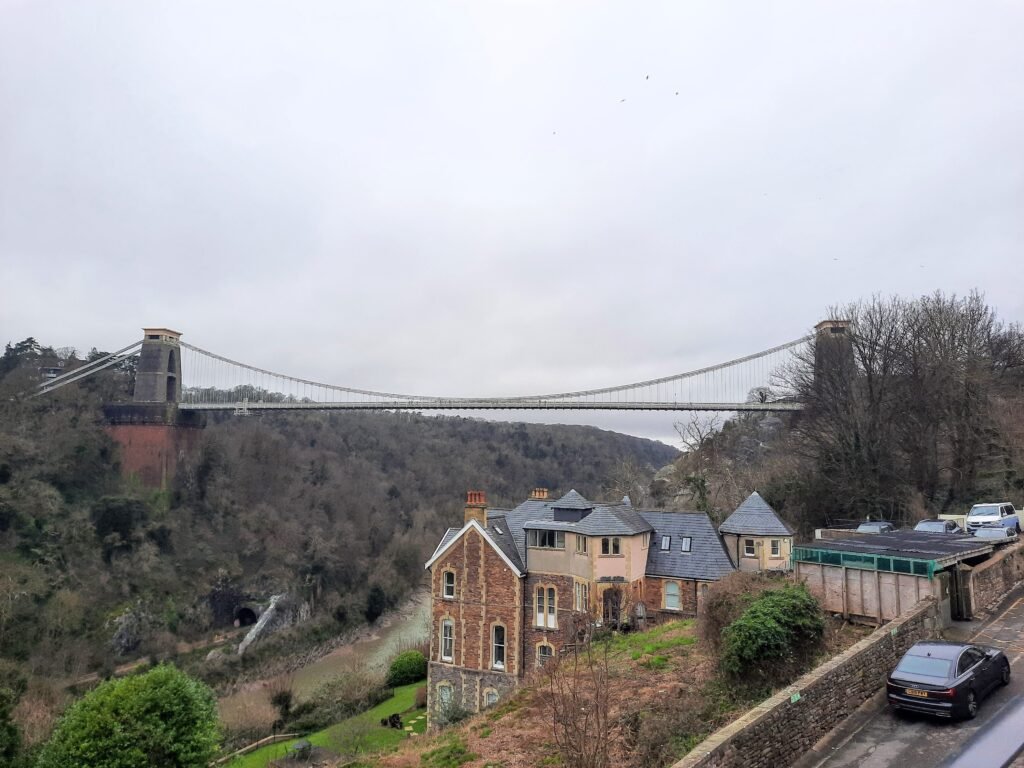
(641, 511, 736, 581)
(505, 492, 653, 562)
(551, 489, 594, 510)
(428, 491, 731, 583)
(484, 514, 525, 572)
(719, 492, 794, 536)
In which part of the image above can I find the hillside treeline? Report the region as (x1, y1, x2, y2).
(0, 340, 676, 681)
(669, 292, 1024, 529)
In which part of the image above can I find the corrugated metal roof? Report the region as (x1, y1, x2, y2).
(719, 492, 794, 536)
(641, 511, 736, 581)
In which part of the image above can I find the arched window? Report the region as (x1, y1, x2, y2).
(665, 582, 680, 611)
(492, 625, 506, 670)
(484, 689, 499, 708)
(538, 644, 554, 666)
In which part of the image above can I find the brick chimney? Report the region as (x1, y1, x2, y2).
(529, 488, 549, 500)
(464, 490, 487, 526)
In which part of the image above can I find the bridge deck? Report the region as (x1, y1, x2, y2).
(179, 400, 804, 412)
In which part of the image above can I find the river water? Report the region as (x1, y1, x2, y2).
(218, 589, 430, 730)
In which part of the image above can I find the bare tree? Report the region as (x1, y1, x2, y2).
(546, 614, 613, 768)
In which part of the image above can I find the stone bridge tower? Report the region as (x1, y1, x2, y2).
(103, 328, 205, 489)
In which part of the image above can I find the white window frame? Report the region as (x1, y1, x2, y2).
(771, 539, 781, 557)
(576, 535, 588, 554)
(665, 581, 680, 611)
(680, 537, 692, 553)
(492, 625, 506, 670)
(744, 539, 756, 557)
(538, 644, 553, 665)
(441, 619, 454, 661)
(536, 585, 557, 628)
(442, 571, 455, 599)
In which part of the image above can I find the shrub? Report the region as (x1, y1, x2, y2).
(698, 571, 777, 653)
(286, 668, 389, 732)
(719, 584, 825, 685)
(386, 650, 427, 687)
(36, 665, 219, 768)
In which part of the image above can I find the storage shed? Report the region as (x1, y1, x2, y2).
(793, 531, 994, 624)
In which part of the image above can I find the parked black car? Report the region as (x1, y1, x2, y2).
(914, 519, 964, 534)
(887, 641, 1010, 719)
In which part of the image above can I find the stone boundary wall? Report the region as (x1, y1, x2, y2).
(969, 541, 1024, 614)
(671, 598, 939, 768)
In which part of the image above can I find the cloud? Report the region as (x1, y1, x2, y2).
(2, 1, 1022, 444)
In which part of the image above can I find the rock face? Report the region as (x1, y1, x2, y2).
(237, 594, 285, 655)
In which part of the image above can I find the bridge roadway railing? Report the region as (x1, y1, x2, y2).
(178, 399, 804, 412)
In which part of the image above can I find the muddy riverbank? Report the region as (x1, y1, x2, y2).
(218, 588, 430, 729)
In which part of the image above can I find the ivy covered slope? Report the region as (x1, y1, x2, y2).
(0, 338, 678, 680)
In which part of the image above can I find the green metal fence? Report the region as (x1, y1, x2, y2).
(792, 547, 938, 578)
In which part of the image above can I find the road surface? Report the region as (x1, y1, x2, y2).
(801, 586, 1024, 768)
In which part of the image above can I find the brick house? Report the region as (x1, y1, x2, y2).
(718, 491, 794, 572)
(423, 488, 735, 719)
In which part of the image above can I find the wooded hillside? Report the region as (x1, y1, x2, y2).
(0, 340, 677, 681)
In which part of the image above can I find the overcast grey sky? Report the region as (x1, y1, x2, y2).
(2, 1, 1022, 446)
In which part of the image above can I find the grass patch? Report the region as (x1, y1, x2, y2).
(639, 655, 669, 670)
(421, 735, 478, 768)
(226, 682, 426, 768)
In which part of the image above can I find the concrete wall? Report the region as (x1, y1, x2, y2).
(969, 542, 1024, 613)
(671, 599, 940, 768)
(795, 562, 942, 623)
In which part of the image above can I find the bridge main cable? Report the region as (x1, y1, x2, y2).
(180, 335, 811, 405)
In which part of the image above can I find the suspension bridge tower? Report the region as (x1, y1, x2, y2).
(103, 328, 205, 489)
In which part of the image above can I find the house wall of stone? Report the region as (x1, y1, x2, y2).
(522, 572, 575, 665)
(644, 576, 704, 618)
(671, 598, 940, 768)
(427, 527, 522, 721)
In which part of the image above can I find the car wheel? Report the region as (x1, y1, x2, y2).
(965, 690, 978, 719)
(1002, 663, 1011, 686)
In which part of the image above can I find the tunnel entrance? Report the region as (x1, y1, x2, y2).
(234, 607, 258, 627)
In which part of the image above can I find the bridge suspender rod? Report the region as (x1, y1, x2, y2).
(35, 340, 144, 396)
(499, 335, 812, 402)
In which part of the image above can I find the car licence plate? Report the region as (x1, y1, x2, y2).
(905, 689, 929, 698)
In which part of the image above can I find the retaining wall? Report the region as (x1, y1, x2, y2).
(969, 541, 1024, 613)
(671, 598, 940, 768)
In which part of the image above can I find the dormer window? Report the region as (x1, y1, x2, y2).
(442, 571, 456, 599)
(680, 537, 692, 553)
(660, 536, 671, 551)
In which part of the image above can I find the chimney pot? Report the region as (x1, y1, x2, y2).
(464, 490, 487, 526)
(530, 488, 549, 500)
